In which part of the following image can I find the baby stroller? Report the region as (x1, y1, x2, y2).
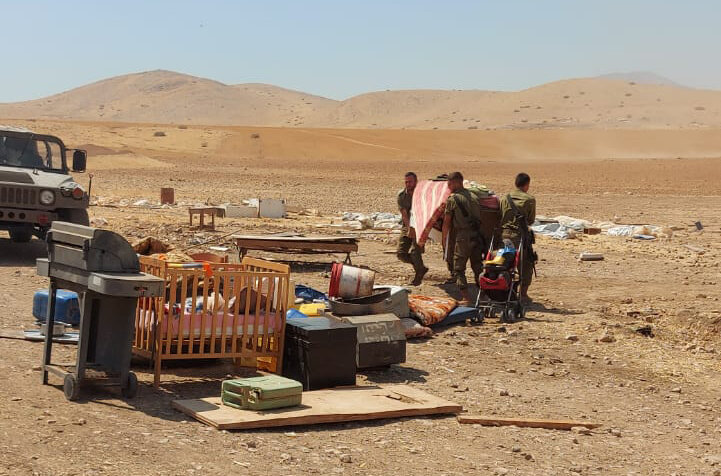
(473, 235, 526, 323)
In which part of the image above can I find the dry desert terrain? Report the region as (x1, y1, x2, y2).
(1, 80, 721, 476)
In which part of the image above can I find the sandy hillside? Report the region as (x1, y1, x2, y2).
(315, 79, 721, 130)
(0, 70, 336, 126)
(3, 71, 721, 129)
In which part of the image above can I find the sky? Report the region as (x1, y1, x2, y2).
(0, 0, 719, 102)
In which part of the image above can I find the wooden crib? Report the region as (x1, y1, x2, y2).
(133, 256, 290, 386)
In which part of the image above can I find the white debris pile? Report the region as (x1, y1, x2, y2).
(340, 212, 402, 230)
(533, 215, 675, 241)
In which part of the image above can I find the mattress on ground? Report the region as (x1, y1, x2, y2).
(431, 306, 479, 328)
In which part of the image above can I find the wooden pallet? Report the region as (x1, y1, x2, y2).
(173, 385, 462, 430)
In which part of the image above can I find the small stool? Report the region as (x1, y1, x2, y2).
(189, 207, 217, 230)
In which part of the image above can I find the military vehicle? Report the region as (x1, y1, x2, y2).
(0, 126, 89, 242)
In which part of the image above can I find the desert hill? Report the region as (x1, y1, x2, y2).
(0, 70, 336, 126)
(2, 70, 721, 129)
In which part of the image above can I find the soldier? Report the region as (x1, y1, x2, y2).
(396, 172, 428, 285)
(499, 172, 537, 302)
(442, 172, 484, 303)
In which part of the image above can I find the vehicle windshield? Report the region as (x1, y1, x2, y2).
(0, 134, 65, 171)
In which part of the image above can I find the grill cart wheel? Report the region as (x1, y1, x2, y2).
(121, 372, 138, 399)
(9, 228, 32, 243)
(63, 374, 79, 401)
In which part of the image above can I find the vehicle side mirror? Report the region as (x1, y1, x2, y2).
(72, 150, 87, 172)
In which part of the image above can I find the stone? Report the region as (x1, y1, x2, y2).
(511, 446, 521, 453)
(571, 426, 592, 436)
(598, 332, 616, 343)
(499, 389, 510, 396)
(610, 428, 622, 437)
(565, 334, 579, 342)
(670, 387, 682, 394)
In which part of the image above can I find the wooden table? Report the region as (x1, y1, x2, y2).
(188, 207, 218, 230)
(233, 234, 359, 263)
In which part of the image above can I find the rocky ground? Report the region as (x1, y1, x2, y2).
(1, 121, 721, 475)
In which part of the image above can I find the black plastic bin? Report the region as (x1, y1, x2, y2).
(282, 317, 357, 390)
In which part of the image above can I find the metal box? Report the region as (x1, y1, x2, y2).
(329, 313, 407, 368)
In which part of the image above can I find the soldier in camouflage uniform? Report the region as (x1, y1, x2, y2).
(396, 172, 428, 285)
(442, 172, 484, 303)
(499, 172, 537, 302)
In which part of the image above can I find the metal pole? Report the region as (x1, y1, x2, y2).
(41, 280, 57, 384)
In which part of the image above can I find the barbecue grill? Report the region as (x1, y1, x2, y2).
(37, 222, 164, 401)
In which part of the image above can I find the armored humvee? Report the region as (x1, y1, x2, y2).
(0, 126, 89, 242)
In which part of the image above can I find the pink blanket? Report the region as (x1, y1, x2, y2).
(412, 180, 451, 247)
(139, 309, 279, 339)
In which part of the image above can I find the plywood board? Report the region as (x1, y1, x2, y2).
(173, 385, 462, 430)
(458, 415, 601, 430)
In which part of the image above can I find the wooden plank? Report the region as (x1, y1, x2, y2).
(458, 415, 601, 430)
(172, 385, 462, 430)
(234, 239, 358, 253)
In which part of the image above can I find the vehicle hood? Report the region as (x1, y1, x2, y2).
(0, 166, 77, 189)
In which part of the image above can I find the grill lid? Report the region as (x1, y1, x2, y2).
(47, 222, 140, 273)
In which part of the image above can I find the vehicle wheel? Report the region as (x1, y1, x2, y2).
(63, 374, 80, 401)
(58, 208, 90, 226)
(9, 228, 32, 243)
(121, 372, 138, 399)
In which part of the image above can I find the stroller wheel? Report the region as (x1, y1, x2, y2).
(502, 307, 518, 323)
(471, 309, 484, 324)
(515, 302, 526, 320)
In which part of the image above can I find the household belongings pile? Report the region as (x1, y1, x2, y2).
(292, 263, 481, 340)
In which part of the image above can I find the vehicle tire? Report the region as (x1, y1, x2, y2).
(9, 228, 32, 243)
(121, 372, 138, 399)
(63, 374, 80, 401)
(58, 208, 90, 226)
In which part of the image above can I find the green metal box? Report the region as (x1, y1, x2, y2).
(221, 375, 302, 411)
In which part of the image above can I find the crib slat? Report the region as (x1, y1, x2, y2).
(187, 273, 200, 355)
(230, 273, 241, 355)
(200, 270, 210, 352)
(262, 276, 275, 352)
(242, 273, 252, 352)
(165, 270, 177, 355)
(251, 275, 263, 352)
(218, 273, 228, 353)
(177, 272, 189, 355)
